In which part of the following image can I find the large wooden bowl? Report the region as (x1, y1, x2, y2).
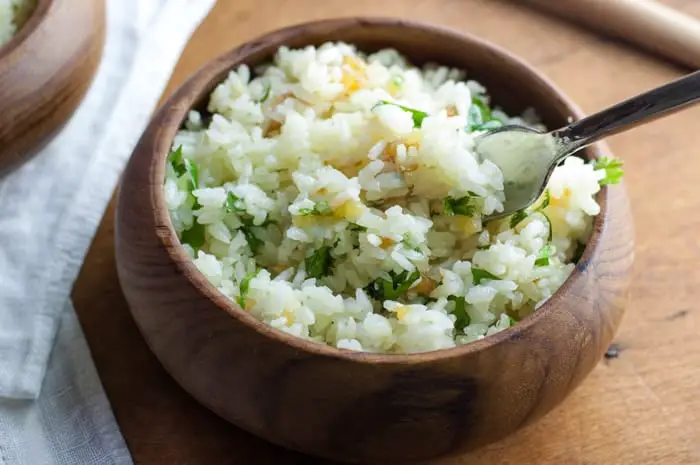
(0, 0, 105, 175)
(116, 18, 634, 463)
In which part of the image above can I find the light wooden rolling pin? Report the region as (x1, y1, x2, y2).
(519, 0, 700, 70)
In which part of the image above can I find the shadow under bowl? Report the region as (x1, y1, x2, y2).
(0, 0, 105, 175)
(115, 17, 634, 464)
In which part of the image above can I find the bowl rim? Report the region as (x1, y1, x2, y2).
(147, 17, 608, 365)
(0, 0, 52, 61)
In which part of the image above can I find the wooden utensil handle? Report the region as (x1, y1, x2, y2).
(521, 0, 700, 69)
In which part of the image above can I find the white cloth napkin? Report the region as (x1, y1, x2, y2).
(0, 0, 215, 463)
(0, 0, 215, 400)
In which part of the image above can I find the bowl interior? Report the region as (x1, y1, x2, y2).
(0, 0, 48, 58)
(154, 18, 603, 362)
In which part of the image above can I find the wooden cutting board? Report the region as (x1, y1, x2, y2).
(72, 0, 700, 463)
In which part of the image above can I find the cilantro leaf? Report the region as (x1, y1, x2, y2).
(540, 212, 553, 242)
(305, 246, 333, 279)
(184, 158, 199, 191)
(444, 194, 479, 217)
(467, 96, 503, 132)
(594, 157, 624, 185)
(510, 209, 528, 229)
(472, 267, 499, 285)
(365, 270, 421, 301)
(180, 222, 206, 250)
(374, 100, 428, 128)
(168, 146, 186, 176)
(535, 244, 554, 267)
(508, 316, 517, 327)
(447, 295, 470, 331)
(241, 228, 263, 255)
(237, 269, 259, 309)
(298, 200, 333, 216)
(225, 192, 246, 214)
(349, 223, 367, 232)
(259, 82, 271, 103)
(538, 190, 551, 211)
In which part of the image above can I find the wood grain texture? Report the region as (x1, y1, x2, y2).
(113, 18, 632, 464)
(0, 0, 105, 175)
(73, 0, 700, 464)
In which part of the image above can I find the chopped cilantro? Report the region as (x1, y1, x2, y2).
(259, 82, 271, 103)
(365, 270, 421, 301)
(184, 158, 199, 191)
(242, 227, 263, 255)
(180, 222, 206, 250)
(225, 192, 246, 214)
(374, 100, 428, 128)
(447, 295, 470, 331)
(305, 246, 333, 279)
(472, 267, 499, 285)
(540, 212, 553, 242)
(509, 209, 528, 229)
(508, 316, 517, 327)
(594, 156, 624, 185)
(538, 190, 551, 210)
(535, 244, 554, 267)
(349, 223, 367, 232)
(168, 146, 186, 176)
(237, 269, 259, 308)
(467, 96, 504, 132)
(298, 200, 333, 216)
(444, 193, 478, 217)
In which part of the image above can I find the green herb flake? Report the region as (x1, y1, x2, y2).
(298, 200, 333, 217)
(535, 244, 554, 267)
(467, 96, 503, 132)
(508, 316, 517, 327)
(167, 145, 186, 176)
(472, 267, 499, 285)
(444, 194, 478, 217)
(184, 158, 199, 191)
(509, 209, 528, 229)
(349, 223, 367, 232)
(237, 269, 259, 308)
(374, 100, 428, 128)
(259, 82, 271, 103)
(594, 156, 624, 185)
(242, 228, 263, 255)
(447, 295, 470, 331)
(305, 246, 333, 279)
(180, 222, 206, 250)
(541, 212, 553, 242)
(366, 270, 421, 301)
(538, 190, 551, 211)
(225, 192, 245, 214)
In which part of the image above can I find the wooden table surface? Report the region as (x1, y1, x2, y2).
(72, 0, 700, 463)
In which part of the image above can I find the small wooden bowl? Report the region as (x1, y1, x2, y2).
(116, 18, 634, 463)
(0, 0, 105, 175)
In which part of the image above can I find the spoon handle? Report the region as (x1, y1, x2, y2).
(555, 69, 700, 150)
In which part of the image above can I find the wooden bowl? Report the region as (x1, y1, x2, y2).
(0, 0, 105, 175)
(115, 18, 634, 464)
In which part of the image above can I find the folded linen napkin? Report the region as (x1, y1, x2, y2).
(0, 0, 215, 400)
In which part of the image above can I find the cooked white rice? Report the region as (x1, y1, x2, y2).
(164, 42, 618, 354)
(0, 0, 30, 46)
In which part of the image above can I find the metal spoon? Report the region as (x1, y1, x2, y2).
(476, 69, 700, 221)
